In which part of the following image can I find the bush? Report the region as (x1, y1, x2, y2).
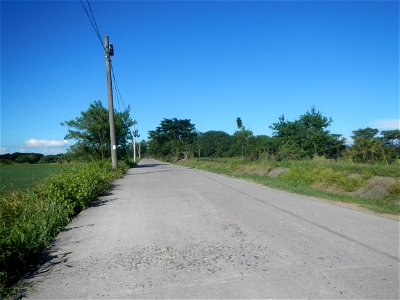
(0, 160, 128, 295)
(276, 141, 309, 161)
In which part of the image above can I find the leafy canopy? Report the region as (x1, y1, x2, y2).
(61, 100, 134, 160)
(148, 118, 197, 160)
(270, 107, 344, 159)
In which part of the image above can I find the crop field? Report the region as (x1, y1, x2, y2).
(0, 164, 72, 193)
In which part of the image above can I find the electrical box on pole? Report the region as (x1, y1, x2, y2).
(105, 35, 118, 170)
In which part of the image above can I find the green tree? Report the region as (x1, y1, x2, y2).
(139, 140, 148, 158)
(350, 128, 397, 164)
(236, 117, 243, 130)
(351, 127, 379, 140)
(230, 117, 254, 157)
(276, 141, 308, 161)
(230, 128, 254, 157)
(253, 135, 281, 160)
(380, 129, 400, 161)
(270, 108, 342, 159)
(13, 153, 43, 164)
(148, 118, 197, 160)
(380, 129, 400, 147)
(193, 131, 233, 158)
(324, 134, 346, 161)
(62, 101, 134, 160)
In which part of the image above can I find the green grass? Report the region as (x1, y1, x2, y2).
(0, 164, 72, 193)
(177, 157, 400, 215)
(0, 160, 129, 297)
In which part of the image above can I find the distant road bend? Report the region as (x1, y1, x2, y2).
(25, 159, 399, 299)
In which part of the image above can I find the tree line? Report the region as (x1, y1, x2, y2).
(0, 153, 65, 164)
(5, 102, 397, 165)
(148, 108, 400, 164)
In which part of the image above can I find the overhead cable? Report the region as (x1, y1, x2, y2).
(111, 63, 127, 112)
(79, 0, 105, 50)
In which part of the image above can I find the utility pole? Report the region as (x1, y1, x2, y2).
(133, 125, 136, 163)
(105, 35, 118, 170)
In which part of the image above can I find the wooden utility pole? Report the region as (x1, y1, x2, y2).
(133, 125, 136, 163)
(105, 35, 118, 170)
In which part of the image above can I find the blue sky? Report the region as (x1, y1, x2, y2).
(1, 0, 399, 154)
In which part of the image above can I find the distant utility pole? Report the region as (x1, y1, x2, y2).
(132, 124, 136, 163)
(105, 35, 118, 170)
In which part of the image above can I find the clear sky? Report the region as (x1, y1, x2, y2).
(1, 0, 399, 154)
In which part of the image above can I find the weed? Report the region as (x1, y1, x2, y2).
(0, 160, 128, 296)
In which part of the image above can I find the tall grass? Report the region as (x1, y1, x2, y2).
(0, 160, 128, 295)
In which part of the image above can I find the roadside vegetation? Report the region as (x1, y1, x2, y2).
(147, 108, 399, 215)
(0, 101, 138, 296)
(0, 160, 128, 296)
(148, 108, 399, 166)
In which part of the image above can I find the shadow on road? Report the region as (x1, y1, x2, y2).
(89, 197, 117, 207)
(127, 169, 173, 176)
(12, 247, 73, 299)
(135, 163, 169, 168)
(10, 186, 120, 298)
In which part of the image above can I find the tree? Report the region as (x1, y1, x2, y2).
(139, 140, 148, 158)
(276, 141, 308, 161)
(148, 118, 197, 160)
(380, 130, 400, 147)
(380, 129, 400, 161)
(62, 100, 134, 160)
(324, 134, 346, 161)
(236, 117, 243, 130)
(231, 117, 254, 157)
(11, 153, 43, 164)
(350, 127, 398, 164)
(193, 131, 233, 158)
(230, 128, 253, 157)
(270, 108, 342, 159)
(351, 127, 379, 141)
(253, 135, 280, 160)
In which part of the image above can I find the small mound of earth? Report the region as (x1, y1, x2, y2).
(267, 167, 289, 177)
(349, 176, 398, 199)
(237, 166, 269, 176)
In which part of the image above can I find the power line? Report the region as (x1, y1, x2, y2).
(86, 0, 102, 41)
(79, 0, 104, 49)
(79, 1, 130, 121)
(110, 63, 127, 112)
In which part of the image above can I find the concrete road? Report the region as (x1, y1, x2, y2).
(25, 159, 399, 299)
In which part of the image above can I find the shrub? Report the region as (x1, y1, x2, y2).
(0, 160, 128, 295)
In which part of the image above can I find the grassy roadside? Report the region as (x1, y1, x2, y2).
(177, 158, 400, 215)
(0, 160, 129, 297)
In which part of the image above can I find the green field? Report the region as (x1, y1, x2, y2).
(0, 164, 72, 193)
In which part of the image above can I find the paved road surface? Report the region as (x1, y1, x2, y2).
(25, 159, 399, 299)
